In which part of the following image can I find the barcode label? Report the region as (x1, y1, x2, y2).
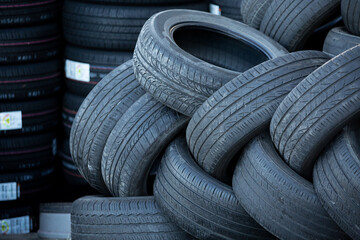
(65, 59, 90, 82)
(1, 216, 30, 234)
(0, 111, 22, 130)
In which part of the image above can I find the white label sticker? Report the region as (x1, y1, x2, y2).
(0, 111, 22, 131)
(0, 182, 19, 201)
(52, 138, 57, 156)
(210, 4, 221, 15)
(65, 59, 90, 82)
(1, 216, 30, 234)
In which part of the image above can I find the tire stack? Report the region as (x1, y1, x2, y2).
(0, 0, 61, 235)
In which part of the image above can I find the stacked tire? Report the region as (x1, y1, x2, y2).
(0, 0, 61, 235)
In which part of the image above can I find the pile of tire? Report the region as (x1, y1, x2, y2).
(70, 0, 360, 239)
(0, 0, 61, 235)
(60, 0, 207, 189)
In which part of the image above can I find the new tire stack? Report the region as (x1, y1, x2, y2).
(0, 0, 61, 235)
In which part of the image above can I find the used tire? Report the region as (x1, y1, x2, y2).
(0, 97, 59, 135)
(260, 0, 341, 51)
(0, 0, 60, 26)
(62, 92, 85, 137)
(102, 93, 188, 197)
(211, 0, 243, 21)
(241, 0, 273, 29)
(63, 0, 207, 50)
(0, 23, 60, 64)
(313, 123, 360, 239)
(134, 9, 288, 116)
(71, 196, 193, 240)
(64, 45, 132, 96)
(186, 51, 330, 180)
(0, 60, 61, 101)
(70, 60, 145, 194)
(232, 133, 349, 240)
(270, 45, 360, 178)
(342, 0, 360, 36)
(154, 136, 274, 240)
(0, 131, 57, 172)
(38, 203, 71, 239)
(323, 27, 360, 57)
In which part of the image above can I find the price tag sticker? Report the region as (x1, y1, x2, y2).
(0, 111, 22, 130)
(65, 59, 90, 82)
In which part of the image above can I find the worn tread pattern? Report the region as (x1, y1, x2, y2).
(313, 124, 360, 239)
(260, 0, 341, 51)
(154, 136, 274, 240)
(70, 60, 145, 194)
(232, 133, 349, 240)
(186, 51, 329, 180)
(71, 196, 193, 240)
(134, 10, 288, 116)
(270, 45, 360, 178)
(65, 45, 132, 96)
(102, 93, 188, 197)
(342, 0, 360, 36)
(63, 1, 207, 50)
(241, 0, 273, 29)
(323, 27, 360, 57)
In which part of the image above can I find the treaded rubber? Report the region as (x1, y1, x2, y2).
(70, 60, 145, 194)
(102, 93, 188, 197)
(62, 92, 85, 137)
(71, 196, 193, 240)
(341, 0, 360, 36)
(241, 0, 273, 29)
(134, 9, 288, 116)
(232, 133, 349, 240)
(64, 45, 132, 96)
(313, 123, 360, 239)
(323, 27, 360, 57)
(186, 51, 330, 180)
(154, 136, 274, 240)
(260, 0, 341, 51)
(270, 45, 360, 178)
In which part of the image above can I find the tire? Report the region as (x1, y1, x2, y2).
(0, 131, 57, 172)
(0, 206, 36, 235)
(0, 97, 59, 135)
(76, 0, 200, 4)
(241, 0, 273, 29)
(70, 60, 145, 194)
(64, 45, 132, 96)
(154, 136, 274, 240)
(0, 234, 39, 240)
(342, 0, 360, 36)
(313, 123, 360, 239)
(63, 0, 207, 50)
(0, 60, 61, 101)
(323, 27, 360, 57)
(0, 165, 55, 202)
(102, 93, 188, 197)
(134, 10, 288, 117)
(212, 0, 243, 21)
(260, 0, 341, 51)
(71, 196, 193, 240)
(62, 92, 85, 137)
(0, 0, 60, 27)
(232, 133, 349, 240)
(270, 45, 360, 178)
(38, 203, 71, 239)
(186, 51, 330, 180)
(0, 23, 60, 64)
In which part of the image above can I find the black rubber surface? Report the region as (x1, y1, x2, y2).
(63, 0, 207, 50)
(0, 22, 60, 64)
(260, 0, 341, 51)
(232, 133, 349, 240)
(270, 45, 360, 179)
(62, 92, 85, 137)
(102, 93, 188, 197)
(313, 123, 360, 239)
(134, 9, 288, 116)
(71, 196, 193, 240)
(0, 60, 61, 101)
(342, 0, 360, 36)
(154, 136, 274, 240)
(323, 27, 360, 57)
(64, 45, 132, 96)
(186, 51, 330, 180)
(70, 60, 145, 194)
